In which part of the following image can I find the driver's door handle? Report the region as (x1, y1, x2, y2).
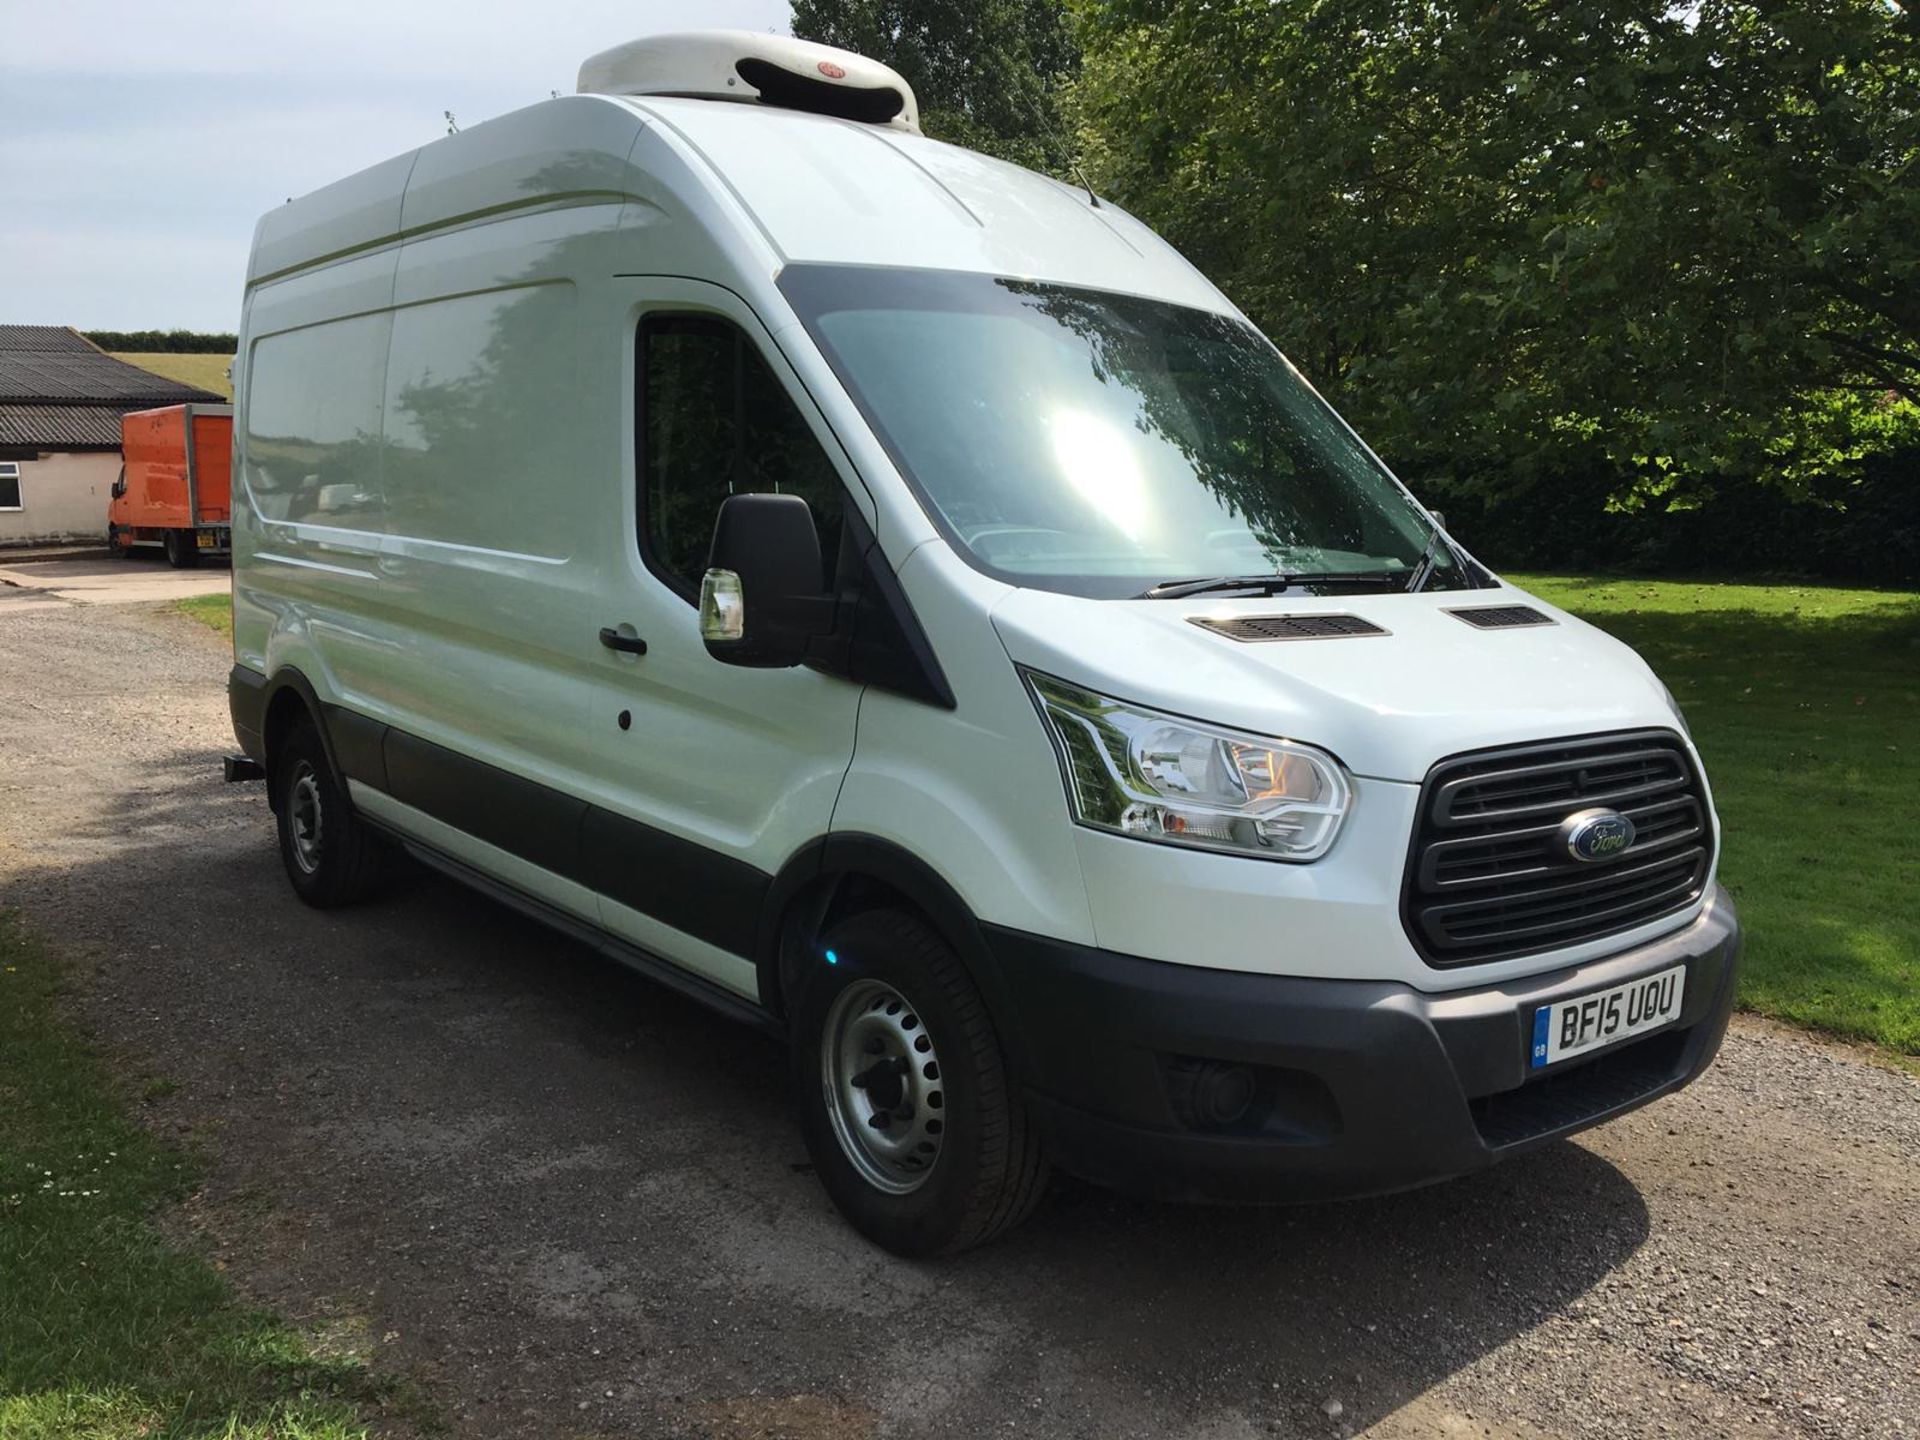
(598, 627, 648, 656)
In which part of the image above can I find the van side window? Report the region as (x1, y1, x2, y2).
(640, 314, 842, 594)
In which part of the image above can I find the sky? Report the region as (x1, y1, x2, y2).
(0, 0, 792, 333)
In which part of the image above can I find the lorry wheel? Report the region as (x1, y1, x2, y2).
(791, 907, 1048, 1256)
(163, 530, 199, 569)
(273, 718, 387, 908)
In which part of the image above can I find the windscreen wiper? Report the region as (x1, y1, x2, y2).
(1403, 523, 1453, 594)
(1139, 570, 1405, 600)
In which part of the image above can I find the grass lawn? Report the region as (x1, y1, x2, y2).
(175, 593, 232, 637)
(0, 912, 421, 1437)
(1514, 575, 1920, 1059)
(110, 353, 233, 400)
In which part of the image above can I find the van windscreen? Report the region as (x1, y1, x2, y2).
(780, 265, 1470, 600)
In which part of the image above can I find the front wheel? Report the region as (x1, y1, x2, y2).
(791, 907, 1048, 1256)
(273, 718, 388, 908)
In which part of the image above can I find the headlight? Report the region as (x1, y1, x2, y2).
(1023, 671, 1352, 861)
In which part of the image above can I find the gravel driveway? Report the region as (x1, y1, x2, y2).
(1, 595, 1915, 1440)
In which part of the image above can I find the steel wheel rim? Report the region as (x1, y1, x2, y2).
(289, 763, 323, 875)
(821, 978, 946, 1195)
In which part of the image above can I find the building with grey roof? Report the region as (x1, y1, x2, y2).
(0, 326, 223, 544)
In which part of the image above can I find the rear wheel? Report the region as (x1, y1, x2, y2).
(273, 717, 387, 907)
(163, 530, 198, 569)
(791, 907, 1048, 1256)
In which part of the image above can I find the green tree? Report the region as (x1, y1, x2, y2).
(791, 0, 1081, 171)
(1071, 1, 1919, 500)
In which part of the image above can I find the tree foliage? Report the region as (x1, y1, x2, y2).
(1069, 1, 1919, 499)
(83, 330, 237, 354)
(791, 0, 1080, 170)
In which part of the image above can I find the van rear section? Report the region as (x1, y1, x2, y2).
(111, 403, 233, 567)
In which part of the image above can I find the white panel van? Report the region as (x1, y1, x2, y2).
(228, 31, 1741, 1255)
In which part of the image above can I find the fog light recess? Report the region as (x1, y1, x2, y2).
(1167, 1059, 1257, 1130)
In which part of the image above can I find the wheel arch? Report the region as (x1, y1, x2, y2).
(757, 835, 1020, 1051)
(258, 667, 335, 810)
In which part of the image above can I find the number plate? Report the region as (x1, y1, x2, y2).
(197, 532, 217, 548)
(1531, 965, 1685, 1068)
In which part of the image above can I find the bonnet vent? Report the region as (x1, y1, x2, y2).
(1447, 605, 1555, 630)
(1189, 614, 1388, 643)
(577, 31, 920, 133)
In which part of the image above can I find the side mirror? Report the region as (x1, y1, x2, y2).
(112, 468, 126, 499)
(700, 493, 835, 668)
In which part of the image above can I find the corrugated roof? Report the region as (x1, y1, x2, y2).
(0, 326, 222, 448)
(0, 327, 223, 405)
(0, 325, 99, 353)
(0, 403, 126, 448)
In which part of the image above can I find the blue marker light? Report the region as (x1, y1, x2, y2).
(825, 949, 839, 965)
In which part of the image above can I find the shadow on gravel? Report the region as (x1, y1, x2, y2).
(13, 748, 1655, 1437)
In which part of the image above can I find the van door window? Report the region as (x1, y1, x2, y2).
(639, 314, 843, 595)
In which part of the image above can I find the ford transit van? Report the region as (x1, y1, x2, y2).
(228, 31, 1741, 1255)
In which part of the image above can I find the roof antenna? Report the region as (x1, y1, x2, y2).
(444, 110, 460, 135)
(1073, 165, 1103, 209)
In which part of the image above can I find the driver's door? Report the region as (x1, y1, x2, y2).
(584, 278, 871, 1000)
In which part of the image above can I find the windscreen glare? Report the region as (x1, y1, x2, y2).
(781, 266, 1464, 599)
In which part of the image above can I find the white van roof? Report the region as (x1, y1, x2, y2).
(247, 63, 1230, 316)
(623, 96, 1229, 312)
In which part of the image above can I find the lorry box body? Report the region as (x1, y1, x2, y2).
(225, 30, 1740, 1255)
(112, 403, 233, 566)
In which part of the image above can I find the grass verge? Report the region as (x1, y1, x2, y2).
(175, 593, 232, 637)
(0, 910, 409, 1437)
(1514, 576, 1919, 1058)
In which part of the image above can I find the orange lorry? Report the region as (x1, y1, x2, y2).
(109, 403, 234, 567)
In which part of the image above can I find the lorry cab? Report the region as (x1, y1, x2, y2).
(228, 30, 1740, 1255)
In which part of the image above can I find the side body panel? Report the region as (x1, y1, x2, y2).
(825, 542, 1099, 949)
(233, 243, 402, 683)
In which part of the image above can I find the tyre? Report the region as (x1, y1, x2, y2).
(272, 717, 388, 908)
(163, 530, 199, 569)
(791, 907, 1048, 1256)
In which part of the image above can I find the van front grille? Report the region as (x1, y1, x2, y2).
(1403, 730, 1712, 967)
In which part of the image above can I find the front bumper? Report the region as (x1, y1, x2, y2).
(978, 884, 1741, 1202)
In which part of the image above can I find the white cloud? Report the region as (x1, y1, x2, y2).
(0, 0, 792, 330)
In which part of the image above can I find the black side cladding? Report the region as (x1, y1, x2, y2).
(736, 58, 906, 125)
(310, 705, 771, 961)
(229, 664, 268, 763)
